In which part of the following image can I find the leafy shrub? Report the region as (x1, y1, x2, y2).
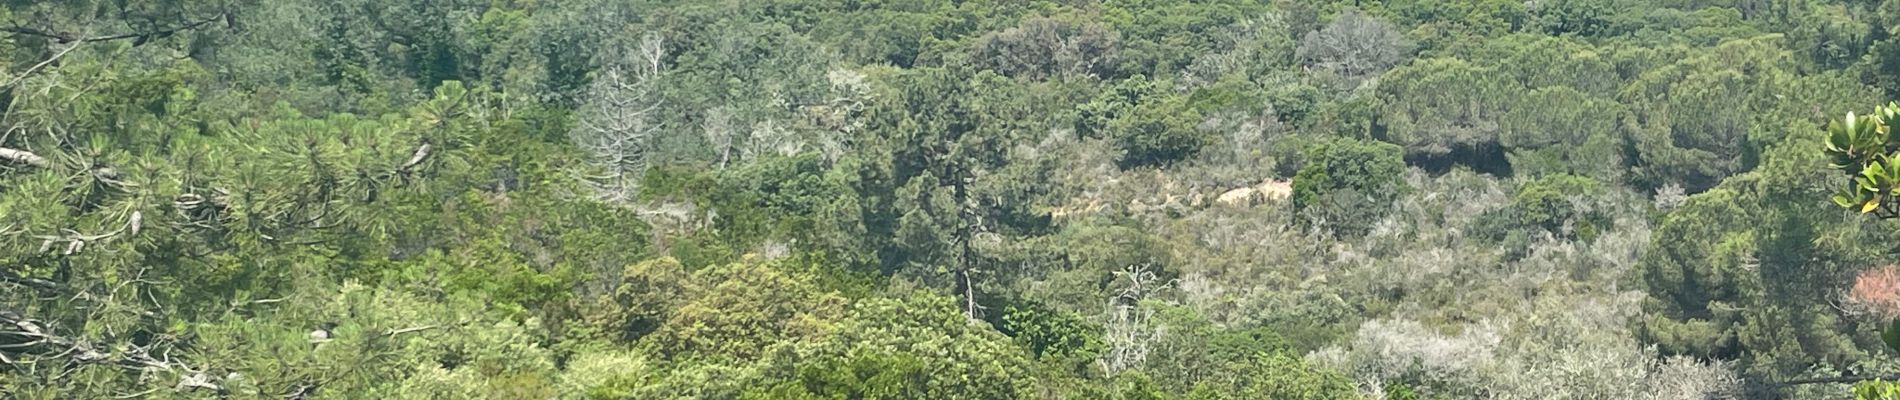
(1291, 138, 1409, 236)
(1112, 94, 1210, 169)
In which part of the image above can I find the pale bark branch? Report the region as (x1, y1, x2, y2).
(396, 143, 432, 176)
(383, 325, 438, 337)
(0, 147, 48, 168)
(0, 309, 179, 373)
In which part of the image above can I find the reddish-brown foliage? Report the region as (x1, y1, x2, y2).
(1847, 265, 1900, 320)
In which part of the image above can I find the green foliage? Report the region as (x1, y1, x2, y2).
(1825, 103, 1900, 216)
(1498, 86, 1626, 179)
(14, 0, 1900, 398)
(1532, 0, 1616, 36)
(1001, 303, 1105, 360)
(749, 292, 1039, 399)
(1128, 302, 1361, 398)
(1463, 174, 1613, 260)
(1376, 57, 1510, 161)
(1860, 379, 1900, 400)
(1886, 319, 1900, 354)
(1624, 36, 1798, 190)
(640, 259, 847, 361)
(1643, 133, 1884, 389)
(1220, 351, 1362, 400)
(1498, 174, 1610, 240)
(1078, 75, 1215, 168)
(1291, 138, 1410, 235)
(1111, 93, 1210, 169)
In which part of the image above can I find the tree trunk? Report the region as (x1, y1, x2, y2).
(959, 267, 976, 321)
(951, 162, 978, 322)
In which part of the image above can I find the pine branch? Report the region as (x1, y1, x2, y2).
(0, 309, 178, 372)
(0, 269, 66, 293)
(2, 13, 227, 45)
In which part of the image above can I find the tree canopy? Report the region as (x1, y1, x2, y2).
(6, 0, 1900, 398)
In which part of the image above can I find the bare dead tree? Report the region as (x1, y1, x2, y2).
(702, 106, 735, 169)
(1296, 11, 1412, 83)
(742, 120, 801, 161)
(570, 32, 666, 204)
(810, 68, 871, 163)
(969, 17, 1121, 80)
(1099, 264, 1174, 374)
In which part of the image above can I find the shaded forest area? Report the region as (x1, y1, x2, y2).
(5, 0, 1900, 398)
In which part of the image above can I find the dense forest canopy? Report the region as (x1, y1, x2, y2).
(9, 0, 1900, 398)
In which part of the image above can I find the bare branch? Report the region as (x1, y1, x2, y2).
(0, 147, 48, 168)
(0, 309, 176, 373)
(392, 142, 433, 179)
(383, 325, 438, 337)
(570, 34, 668, 204)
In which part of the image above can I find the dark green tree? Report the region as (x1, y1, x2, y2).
(1290, 138, 1409, 236)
